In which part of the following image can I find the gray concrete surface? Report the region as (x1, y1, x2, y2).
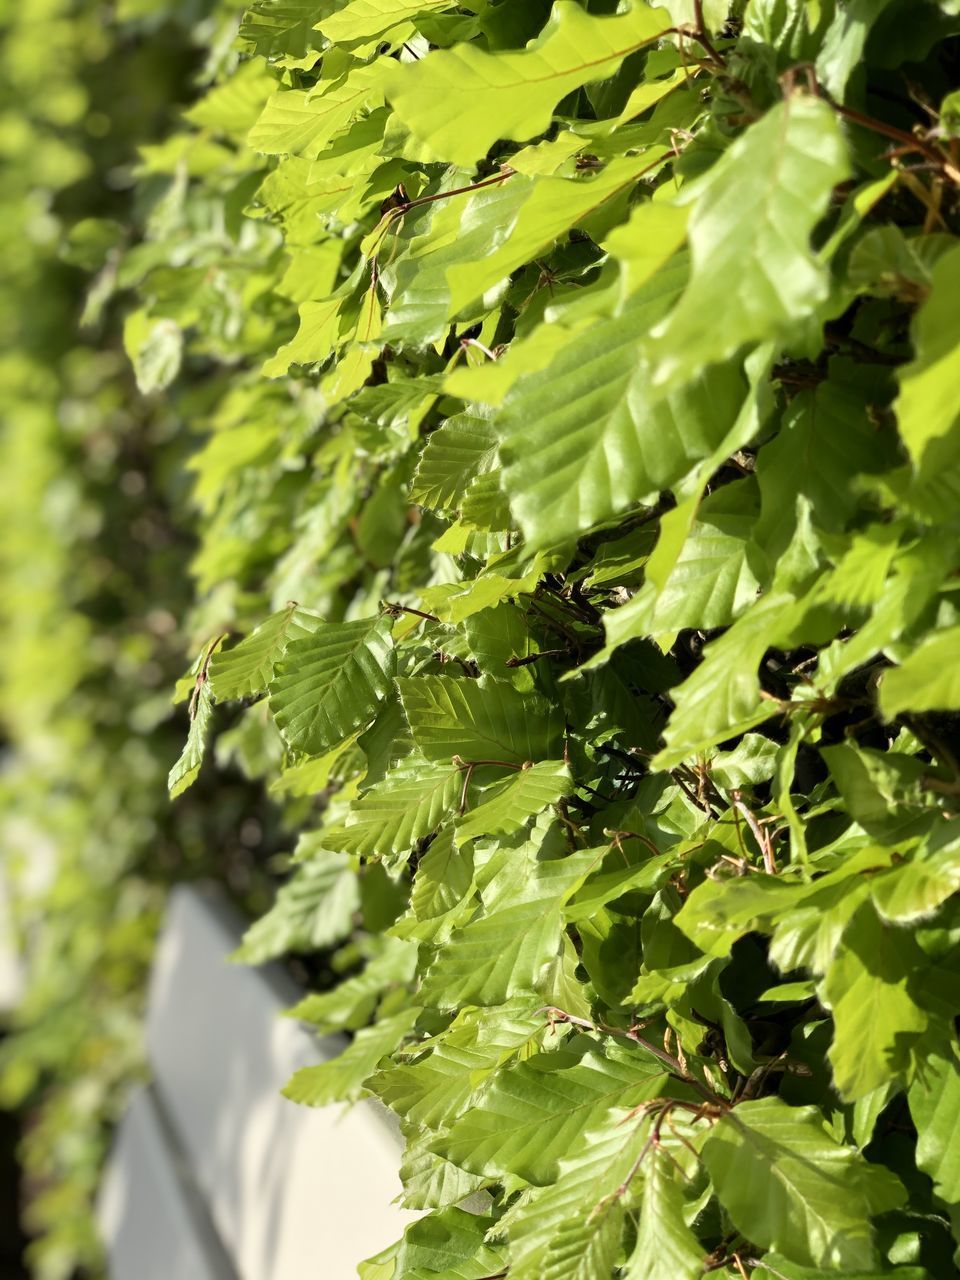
(101, 884, 417, 1280)
(98, 1087, 236, 1280)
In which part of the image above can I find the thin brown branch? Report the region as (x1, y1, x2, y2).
(828, 98, 960, 186)
(731, 791, 777, 874)
(537, 1006, 726, 1105)
(690, 0, 726, 68)
(382, 601, 439, 623)
(505, 648, 568, 668)
(603, 827, 662, 858)
(674, 767, 717, 819)
(386, 167, 516, 222)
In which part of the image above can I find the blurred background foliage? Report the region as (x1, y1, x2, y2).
(0, 2, 289, 1274)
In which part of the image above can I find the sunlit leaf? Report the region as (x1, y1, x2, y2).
(269, 615, 396, 755)
(386, 1, 670, 166)
(703, 1097, 906, 1270)
(647, 95, 849, 390)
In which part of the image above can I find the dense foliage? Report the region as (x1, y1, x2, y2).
(6, 0, 960, 1276)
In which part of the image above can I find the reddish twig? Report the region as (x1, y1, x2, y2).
(382, 601, 439, 623)
(188, 633, 227, 720)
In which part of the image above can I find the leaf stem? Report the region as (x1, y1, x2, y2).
(454, 757, 524, 772)
(386, 167, 517, 222)
(188, 633, 227, 720)
(538, 1006, 726, 1105)
(505, 648, 569, 668)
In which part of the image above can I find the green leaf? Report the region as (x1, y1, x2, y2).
(435, 1040, 669, 1185)
(418, 847, 598, 1008)
(208, 604, 322, 701)
(499, 259, 747, 549)
(703, 1097, 906, 1271)
(444, 304, 604, 408)
(674, 845, 895, 966)
(816, 0, 899, 97)
(455, 761, 572, 844)
(239, 0, 328, 59)
(444, 156, 668, 320)
(323, 757, 463, 864)
(168, 640, 225, 798)
(755, 1259, 926, 1280)
(822, 743, 931, 843)
(820, 900, 929, 1100)
(234, 849, 360, 964)
(124, 310, 183, 395)
(652, 0, 728, 35)
(347, 375, 445, 453)
(248, 61, 387, 158)
(392, 1208, 504, 1280)
(879, 626, 960, 718)
(768, 879, 877, 978)
(755, 383, 888, 567)
(564, 849, 674, 924)
(815, 535, 951, 695)
(845, 224, 953, 298)
(645, 480, 760, 630)
(461, 603, 539, 685)
(908, 1037, 960, 1208)
(603, 197, 691, 298)
(184, 61, 277, 137)
(385, 1, 670, 166)
(401, 827, 475, 940)
(654, 592, 802, 769)
(268, 615, 396, 755)
(894, 237, 960, 467)
(398, 1138, 487, 1213)
(384, 158, 648, 345)
(410, 414, 498, 514)
(262, 290, 349, 377)
(504, 1110, 648, 1280)
(372, 999, 544, 1132)
(871, 821, 960, 923)
(674, 873, 800, 956)
(622, 1147, 705, 1280)
(709, 733, 780, 790)
(648, 95, 849, 390)
(317, 0, 453, 46)
(283, 1008, 421, 1105)
(168, 676, 214, 798)
(398, 675, 562, 767)
(271, 738, 361, 798)
(601, 479, 760, 652)
(819, 522, 903, 610)
(289, 937, 417, 1030)
(379, 175, 531, 347)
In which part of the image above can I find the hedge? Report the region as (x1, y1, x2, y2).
(4, 1, 960, 1278)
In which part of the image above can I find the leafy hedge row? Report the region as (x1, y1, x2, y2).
(134, 1, 960, 1275)
(11, 0, 960, 1276)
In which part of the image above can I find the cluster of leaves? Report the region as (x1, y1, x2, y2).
(33, 0, 960, 1275)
